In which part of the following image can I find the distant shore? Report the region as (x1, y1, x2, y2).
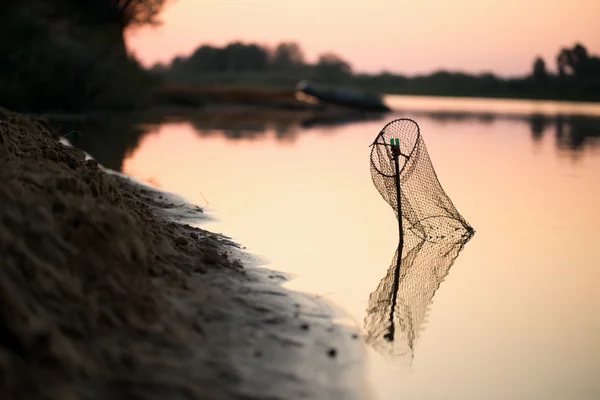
(150, 82, 600, 111)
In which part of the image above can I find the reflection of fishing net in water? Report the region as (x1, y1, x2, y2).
(364, 233, 471, 362)
(365, 118, 474, 362)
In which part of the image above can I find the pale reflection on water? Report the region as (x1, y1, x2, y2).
(364, 231, 473, 367)
(118, 98, 600, 400)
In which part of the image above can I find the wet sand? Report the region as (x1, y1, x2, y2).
(0, 108, 367, 399)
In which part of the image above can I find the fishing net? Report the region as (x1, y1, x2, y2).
(365, 118, 474, 362)
(369, 118, 472, 241)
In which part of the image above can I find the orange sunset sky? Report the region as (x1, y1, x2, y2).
(126, 0, 600, 76)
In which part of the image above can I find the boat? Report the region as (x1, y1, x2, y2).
(296, 80, 391, 112)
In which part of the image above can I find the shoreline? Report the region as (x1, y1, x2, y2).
(0, 108, 368, 399)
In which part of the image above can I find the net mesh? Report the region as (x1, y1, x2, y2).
(369, 118, 473, 241)
(364, 235, 471, 362)
(365, 118, 474, 363)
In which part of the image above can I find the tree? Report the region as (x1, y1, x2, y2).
(189, 45, 221, 72)
(148, 62, 168, 77)
(220, 42, 270, 72)
(169, 56, 188, 76)
(557, 48, 570, 77)
(532, 57, 548, 80)
(315, 52, 352, 78)
(272, 42, 305, 70)
(70, 0, 171, 31)
(556, 43, 600, 79)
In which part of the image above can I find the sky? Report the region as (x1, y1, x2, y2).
(126, 0, 600, 77)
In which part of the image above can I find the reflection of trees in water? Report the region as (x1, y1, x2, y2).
(274, 120, 299, 140)
(553, 115, 600, 151)
(187, 112, 386, 141)
(49, 115, 153, 172)
(412, 111, 497, 125)
(188, 118, 301, 142)
(529, 113, 547, 142)
(49, 110, 599, 174)
(191, 122, 270, 141)
(191, 119, 299, 142)
(395, 109, 499, 125)
(47, 111, 386, 170)
(300, 112, 386, 129)
(527, 114, 600, 150)
(403, 110, 600, 152)
(364, 231, 472, 364)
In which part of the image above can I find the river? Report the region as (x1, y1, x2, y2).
(68, 95, 600, 400)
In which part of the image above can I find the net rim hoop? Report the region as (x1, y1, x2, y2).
(370, 118, 421, 178)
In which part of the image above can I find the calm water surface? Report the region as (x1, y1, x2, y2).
(93, 96, 600, 399)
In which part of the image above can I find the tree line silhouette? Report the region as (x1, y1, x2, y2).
(151, 41, 352, 80)
(154, 41, 600, 102)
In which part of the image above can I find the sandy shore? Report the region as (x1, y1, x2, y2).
(0, 108, 368, 399)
